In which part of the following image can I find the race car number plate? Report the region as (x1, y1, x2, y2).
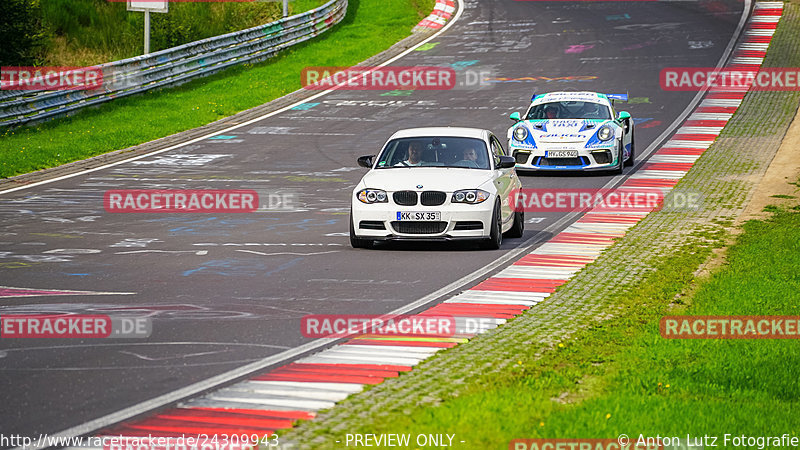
(397, 211, 441, 221)
(547, 150, 579, 158)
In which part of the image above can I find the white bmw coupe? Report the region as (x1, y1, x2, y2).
(350, 127, 524, 249)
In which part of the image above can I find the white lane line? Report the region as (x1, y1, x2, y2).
(560, 223, 631, 234)
(700, 98, 743, 107)
(688, 112, 734, 121)
(532, 243, 609, 256)
(629, 170, 691, 179)
(323, 345, 443, 355)
(564, 222, 638, 233)
(217, 386, 353, 402)
(676, 126, 725, 134)
(203, 393, 335, 410)
(648, 154, 703, 163)
(297, 355, 424, 366)
(750, 15, 780, 22)
(743, 29, 776, 36)
(738, 42, 770, 50)
(455, 290, 550, 300)
(730, 56, 765, 64)
(665, 140, 714, 148)
(494, 267, 578, 280)
(179, 398, 320, 411)
(445, 297, 540, 306)
(246, 380, 365, 393)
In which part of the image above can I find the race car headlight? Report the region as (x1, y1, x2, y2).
(452, 189, 490, 204)
(597, 125, 614, 141)
(357, 189, 388, 204)
(513, 126, 529, 142)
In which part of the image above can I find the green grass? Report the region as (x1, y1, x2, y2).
(40, 0, 326, 65)
(0, 0, 433, 179)
(329, 208, 800, 448)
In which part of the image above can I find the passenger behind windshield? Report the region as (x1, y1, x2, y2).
(525, 101, 611, 120)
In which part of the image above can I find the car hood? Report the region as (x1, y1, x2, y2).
(359, 168, 495, 192)
(526, 119, 609, 143)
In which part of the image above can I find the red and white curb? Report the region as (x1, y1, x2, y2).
(415, 0, 456, 31)
(64, 3, 783, 447)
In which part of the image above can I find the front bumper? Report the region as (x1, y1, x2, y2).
(351, 200, 494, 241)
(511, 146, 619, 172)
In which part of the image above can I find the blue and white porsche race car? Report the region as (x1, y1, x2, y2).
(507, 91, 635, 173)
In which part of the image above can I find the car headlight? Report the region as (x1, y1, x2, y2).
(597, 125, 614, 141)
(452, 189, 490, 204)
(513, 126, 528, 142)
(357, 189, 388, 204)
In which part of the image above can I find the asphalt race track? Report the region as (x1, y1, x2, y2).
(0, 0, 746, 438)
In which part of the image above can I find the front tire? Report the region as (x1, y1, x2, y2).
(349, 213, 372, 249)
(624, 129, 635, 167)
(504, 210, 524, 238)
(611, 142, 624, 175)
(482, 201, 503, 250)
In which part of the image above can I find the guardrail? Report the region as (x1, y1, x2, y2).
(0, 0, 346, 128)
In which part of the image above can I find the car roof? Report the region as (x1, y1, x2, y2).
(532, 92, 612, 106)
(388, 127, 490, 140)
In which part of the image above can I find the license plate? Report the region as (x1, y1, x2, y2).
(547, 150, 579, 158)
(397, 211, 441, 221)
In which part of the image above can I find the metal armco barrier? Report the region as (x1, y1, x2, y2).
(0, 0, 346, 128)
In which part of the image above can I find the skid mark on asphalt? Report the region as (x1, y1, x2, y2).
(0, 286, 136, 298)
(114, 250, 209, 255)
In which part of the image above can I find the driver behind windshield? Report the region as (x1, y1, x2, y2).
(396, 141, 424, 166)
(462, 147, 478, 161)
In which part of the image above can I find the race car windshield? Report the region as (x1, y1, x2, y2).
(525, 101, 612, 120)
(375, 137, 491, 169)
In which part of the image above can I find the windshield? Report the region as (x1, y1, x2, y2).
(525, 101, 612, 120)
(375, 137, 491, 169)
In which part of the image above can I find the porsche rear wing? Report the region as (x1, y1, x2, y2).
(529, 92, 629, 103)
(606, 93, 628, 102)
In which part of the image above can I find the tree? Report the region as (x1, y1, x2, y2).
(0, 0, 46, 66)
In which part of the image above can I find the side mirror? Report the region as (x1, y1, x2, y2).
(509, 112, 521, 122)
(357, 155, 375, 168)
(497, 155, 516, 169)
(617, 111, 631, 120)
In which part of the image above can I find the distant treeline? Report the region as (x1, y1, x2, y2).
(1, 0, 321, 66)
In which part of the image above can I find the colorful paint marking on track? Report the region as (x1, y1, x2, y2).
(66, 4, 783, 446)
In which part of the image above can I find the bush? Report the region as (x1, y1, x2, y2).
(0, 0, 47, 66)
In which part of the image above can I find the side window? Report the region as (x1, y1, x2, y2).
(489, 137, 504, 167)
(491, 137, 508, 156)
